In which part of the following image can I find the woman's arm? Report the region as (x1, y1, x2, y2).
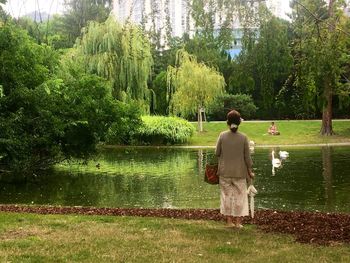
(215, 134, 222, 157)
(244, 137, 254, 178)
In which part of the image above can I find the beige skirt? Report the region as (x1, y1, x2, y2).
(219, 177, 249, 217)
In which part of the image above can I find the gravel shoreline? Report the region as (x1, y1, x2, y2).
(1, 205, 349, 246)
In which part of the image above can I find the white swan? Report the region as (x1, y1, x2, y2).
(249, 140, 255, 153)
(279, 151, 289, 159)
(272, 150, 282, 168)
(271, 150, 281, 176)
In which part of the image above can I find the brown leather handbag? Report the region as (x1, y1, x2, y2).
(204, 164, 219, 184)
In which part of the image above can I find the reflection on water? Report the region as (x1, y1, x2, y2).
(0, 147, 349, 213)
(269, 149, 290, 176)
(322, 147, 334, 211)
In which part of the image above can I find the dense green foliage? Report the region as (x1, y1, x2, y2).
(0, 0, 8, 22)
(289, 0, 349, 134)
(208, 93, 257, 121)
(14, 15, 72, 49)
(151, 71, 168, 115)
(167, 50, 225, 117)
(0, 73, 140, 173)
(0, 23, 141, 173)
(78, 17, 154, 109)
(104, 103, 142, 145)
(0, 24, 58, 95)
(135, 116, 195, 145)
(60, 0, 112, 47)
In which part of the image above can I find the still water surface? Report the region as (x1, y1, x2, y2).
(0, 147, 349, 213)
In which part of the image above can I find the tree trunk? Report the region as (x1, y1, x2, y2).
(198, 107, 203, 132)
(320, 82, 334, 135)
(320, 0, 336, 136)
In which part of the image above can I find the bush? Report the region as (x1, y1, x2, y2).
(208, 93, 257, 121)
(0, 86, 69, 172)
(0, 75, 142, 173)
(134, 116, 195, 145)
(105, 102, 142, 145)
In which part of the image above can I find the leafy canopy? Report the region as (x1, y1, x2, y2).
(167, 49, 225, 117)
(0, 24, 58, 95)
(77, 16, 154, 107)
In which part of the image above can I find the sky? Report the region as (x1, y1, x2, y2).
(280, 1, 292, 19)
(282, 0, 291, 11)
(2, 0, 291, 19)
(2, 0, 65, 18)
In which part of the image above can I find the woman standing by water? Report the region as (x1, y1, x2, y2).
(215, 110, 255, 228)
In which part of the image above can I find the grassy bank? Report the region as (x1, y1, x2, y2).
(189, 120, 350, 146)
(0, 212, 349, 262)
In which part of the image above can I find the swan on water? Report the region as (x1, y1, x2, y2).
(249, 140, 255, 153)
(271, 150, 282, 168)
(279, 151, 289, 159)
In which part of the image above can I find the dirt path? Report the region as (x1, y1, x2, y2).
(0, 205, 349, 246)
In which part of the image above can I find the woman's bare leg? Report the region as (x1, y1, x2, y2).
(226, 216, 234, 226)
(234, 217, 243, 228)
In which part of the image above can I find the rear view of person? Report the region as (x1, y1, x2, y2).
(215, 110, 254, 228)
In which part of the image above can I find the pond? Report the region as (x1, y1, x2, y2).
(0, 146, 349, 213)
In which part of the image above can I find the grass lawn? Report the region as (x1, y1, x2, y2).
(189, 120, 350, 146)
(0, 213, 349, 263)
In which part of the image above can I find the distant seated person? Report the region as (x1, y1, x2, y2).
(268, 122, 280, 135)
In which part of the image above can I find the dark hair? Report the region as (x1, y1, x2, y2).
(227, 110, 241, 133)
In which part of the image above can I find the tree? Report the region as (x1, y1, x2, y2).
(77, 16, 154, 110)
(0, 24, 58, 96)
(167, 50, 225, 131)
(191, 0, 216, 41)
(0, 75, 141, 174)
(0, 0, 8, 22)
(0, 22, 142, 175)
(148, 0, 162, 50)
(208, 93, 257, 120)
(251, 16, 293, 117)
(61, 0, 112, 46)
(14, 15, 72, 49)
(152, 71, 168, 115)
(290, 0, 349, 134)
(226, 8, 292, 118)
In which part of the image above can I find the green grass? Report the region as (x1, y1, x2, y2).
(189, 120, 350, 146)
(0, 212, 349, 262)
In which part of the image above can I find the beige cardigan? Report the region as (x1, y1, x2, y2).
(215, 130, 253, 178)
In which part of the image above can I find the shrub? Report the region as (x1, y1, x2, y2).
(105, 102, 142, 145)
(0, 86, 71, 172)
(0, 75, 142, 174)
(135, 116, 195, 145)
(208, 93, 257, 121)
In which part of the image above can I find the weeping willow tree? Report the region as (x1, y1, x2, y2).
(78, 16, 154, 109)
(167, 50, 225, 132)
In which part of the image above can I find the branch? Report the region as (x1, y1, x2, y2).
(294, 0, 350, 37)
